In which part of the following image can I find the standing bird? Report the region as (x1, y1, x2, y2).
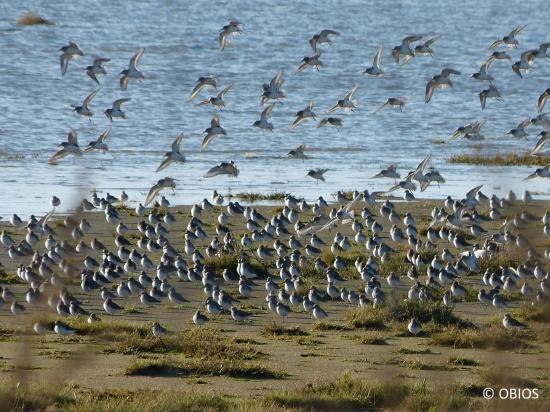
(328, 84, 358, 112)
(253, 104, 275, 131)
(188, 75, 218, 101)
(145, 178, 176, 206)
(479, 85, 502, 110)
(105, 98, 131, 121)
(72, 89, 99, 120)
(489, 25, 527, 49)
(425, 68, 460, 103)
(85, 58, 110, 85)
(219, 20, 244, 51)
(49, 128, 82, 164)
(538, 88, 550, 113)
(309, 29, 340, 51)
(363, 45, 384, 76)
(201, 115, 226, 151)
(156, 134, 185, 172)
(120, 48, 145, 91)
(84, 126, 111, 153)
(60, 42, 84, 76)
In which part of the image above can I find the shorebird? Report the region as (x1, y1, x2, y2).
(120, 48, 145, 90)
(219, 20, 244, 51)
(196, 84, 232, 109)
(309, 29, 340, 51)
(287, 144, 309, 160)
(104, 98, 131, 121)
(152, 322, 167, 336)
(408, 317, 422, 335)
(363, 45, 384, 76)
(54, 320, 76, 336)
(103, 298, 123, 315)
(307, 169, 329, 182)
(502, 313, 527, 330)
(188, 76, 218, 101)
(85, 57, 110, 85)
(72, 89, 98, 120)
(156, 133, 185, 171)
(538, 89, 550, 113)
(512, 49, 536, 78)
(530, 133, 550, 157)
(328, 84, 358, 112)
(145, 177, 176, 206)
(489, 25, 527, 49)
(318, 117, 343, 128)
(386, 154, 431, 192)
(425, 68, 460, 103)
(471, 60, 494, 82)
(372, 164, 400, 180)
(253, 103, 275, 131)
(230, 306, 252, 322)
(204, 161, 239, 178)
(449, 120, 486, 141)
(506, 118, 531, 139)
(295, 53, 323, 74)
(48, 128, 82, 164)
(60, 42, 84, 75)
(414, 36, 440, 56)
(391, 35, 422, 64)
(84, 126, 111, 153)
(193, 310, 208, 325)
(524, 164, 550, 180)
(373, 97, 407, 113)
(261, 69, 286, 104)
(201, 115, 226, 151)
(290, 101, 316, 128)
(479, 85, 502, 110)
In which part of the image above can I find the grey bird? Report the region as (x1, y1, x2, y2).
(156, 133, 185, 172)
(145, 177, 176, 206)
(309, 29, 340, 51)
(204, 161, 239, 178)
(120, 48, 145, 90)
(85, 57, 110, 85)
(188, 75, 218, 101)
(49, 128, 82, 164)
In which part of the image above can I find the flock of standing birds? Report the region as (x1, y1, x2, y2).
(1, 22, 549, 337)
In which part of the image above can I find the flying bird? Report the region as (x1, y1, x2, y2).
(105, 98, 131, 121)
(204, 161, 239, 178)
(391, 35, 422, 64)
(201, 115, 226, 151)
(188, 76, 218, 101)
(49, 128, 82, 164)
(59, 42, 84, 76)
(72, 89, 99, 120)
(253, 104, 275, 131)
(85, 58, 110, 85)
(307, 169, 329, 182)
(219, 20, 244, 51)
(196, 84, 233, 109)
(120, 48, 145, 91)
(84, 126, 111, 153)
(538, 89, 550, 113)
(328, 84, 358, 112)
(363, 45, 384, 76)
(425, 68, 460, 103)
(295, 53, 323, 74)
(261, 69, 286, 104)
(290, 101, 316, 128)
(309, 29, 340, 51)
(373, 97, 407, 113)
(479, 84, 502, 110)
(156, 134, 185, 172)
(145, 177, 176, 206)
(489, 25, 527, 49)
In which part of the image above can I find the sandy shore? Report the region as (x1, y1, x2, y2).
(0, 197, 549, 410)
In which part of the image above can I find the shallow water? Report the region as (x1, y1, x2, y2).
(0, 0, 549, 218)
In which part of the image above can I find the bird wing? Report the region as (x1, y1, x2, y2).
(211, 115, 220, 127)
(423, 35, 441, 47)
(320, 29, 340, 37)
(425, 79, 436, 103)
(219, 31, 227, 51)
(145, 183, 161, 206)
(218, 84, 233, 99)
(67, 128, 78, 145)
(201, 134, 216, 151)
(538, 91, 549, 113)
(99, 126, 112, 143)
(172, 133, 183, 151)
(113, 98, 131, 110)
(510, 24, 527, 36)
(309, 36, 318, 51)
(130, 48, 145, 69)
(345, 84, 358, 100)
(188, 82, 205, 101)
(403, 35, 422, 46)
(479, 91, 486, 110)
(204, 165, 224, 178)
(344, 193, 362, 213)
(373, 44, 383, 67)
(489, 39, 503, 49)
(60, 54, 72, 76)
(262, 103, 275, 120)
(48, 148, 69, 165)
(531, 135, 549, 155)
(93, 57, 110, 65)
(83, 89, 99, 107)
(465, 184, 483, 199)
(87, 71, 99, 85)
(411, 154, 431, 180)
(271, 69, 285, 89)
(119, 73, 129, 91)
(156, 157, 172, 173)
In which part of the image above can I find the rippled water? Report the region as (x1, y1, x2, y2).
(0, 0, 549, 218)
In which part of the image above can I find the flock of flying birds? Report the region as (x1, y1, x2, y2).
(50, 22, 550, 190)
(0, 22, 549, 337)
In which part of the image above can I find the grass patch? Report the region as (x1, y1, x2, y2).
(514, 303, 550, 323)
(398, 358, 457, 371)
(430, 324, 535, 350)
(312, 321, 352, 332)
(449, 357, 480, 367)
(348, 333, 388, 345)
(43, 317, 149, 342)
(113, 328, 259, 360)
(397, 347, 435, 355)
(0, 269, 23, 284)
(261, 323, 322, 346)
(228, 192, 288, 202)
(0, 326, 15, 341)
(346, 300, 472, 331)
(448, 152, 550, 166)
(125, 358, 287, 380)
(16, 11, 54, 26)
